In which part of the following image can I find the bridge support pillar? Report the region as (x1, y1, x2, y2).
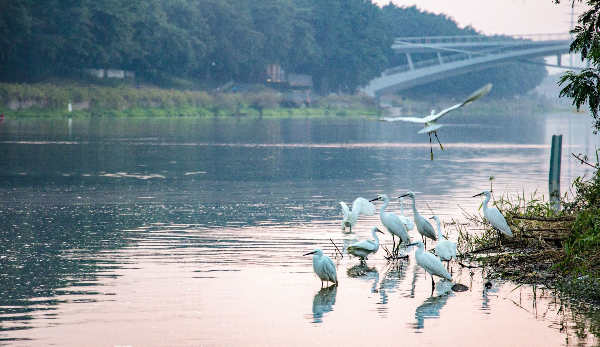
(406, 53, 414, 70)
(437, 52, 443, 64)
(557, 54, 562, 67)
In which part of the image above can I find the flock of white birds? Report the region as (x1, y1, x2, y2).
(305, 83, 506, 291)
(305, 190, 513, 291)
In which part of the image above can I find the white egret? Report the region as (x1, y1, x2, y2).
(430, 215, 457, 268)
(408, 240, 452, 290)
(400, 191, 436, 247)
(340, 197, 376, 233)
(379, 83, 492, 160)
(473, 190, 513, 242)
(369, 195, 410, 254)
(399, 197, 414, 231)
(346, 226, 385, 260)
(304, 248, 338, 287)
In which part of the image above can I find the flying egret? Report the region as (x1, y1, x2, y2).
(430, 215, 457, 269)
(340, 197, 376, 233)
(473, 190, 513, 243)
(379, 83, 492, 160)
(346, 226, 385, 260)
(408, 240, 452, 291)
(304, 248, 338, 287)
(399, 197, 414, 231)
(400, 191, 436, 248)
(369, 195, 410, 255)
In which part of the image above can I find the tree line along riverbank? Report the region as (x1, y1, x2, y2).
(0, 82, 565, 119)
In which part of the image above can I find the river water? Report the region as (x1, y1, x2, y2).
(0, 113, 599, 346)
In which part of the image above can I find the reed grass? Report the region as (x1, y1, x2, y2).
(0, 83, 379, 118)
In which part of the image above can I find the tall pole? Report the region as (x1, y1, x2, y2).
(549, 135, 563, 211)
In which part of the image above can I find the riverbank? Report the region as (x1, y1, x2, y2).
(458, 170, 600, 305)
(0, 82, 379, 118)
(0, 82, 572, 118)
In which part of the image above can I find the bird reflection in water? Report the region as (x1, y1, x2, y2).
(481, 280, 497, 314)
(311, 284, 337, 323)
(346, 261, 378, 279)
(347, 262, 379, 293)
(411, 282, 454, 330)
(377, 261, 409, 317)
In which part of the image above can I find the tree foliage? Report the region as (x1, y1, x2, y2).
(0, 0, 548, 96)
(556, 0, 600, 133)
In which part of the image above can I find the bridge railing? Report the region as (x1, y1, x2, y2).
(394, 33, 571, 45)
(382, 40, 569, 77)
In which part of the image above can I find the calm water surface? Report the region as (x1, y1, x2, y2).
(0, 113, 599, 346)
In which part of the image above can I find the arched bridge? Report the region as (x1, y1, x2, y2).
(361, 34, 572, 96)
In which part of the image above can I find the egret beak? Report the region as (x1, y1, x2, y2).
(473, 192, 485, 197)
(376, 228, 384, 234)
(429, 216, 435, 219)
(369, 197, 380, 202)
(303, 251, 317, 256)
(406, 242, 418, 247)
(399, 193, 409, 198)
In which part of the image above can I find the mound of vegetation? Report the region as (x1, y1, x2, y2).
(457, 155, 600, 304)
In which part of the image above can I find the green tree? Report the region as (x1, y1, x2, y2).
(198, 0, 264, 83)
(303, 0, 393, 93)
(131, 0, 210, 78)
(556, 0, 600, 133)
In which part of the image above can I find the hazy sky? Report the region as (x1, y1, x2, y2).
(372, 0, 588, 37)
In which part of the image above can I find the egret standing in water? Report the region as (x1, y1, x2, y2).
(399, 197, 414, 232)
(379, 84, 492, 160)
(408, 240, 452, 291)
(340, 197, 376, 233)
(400, 191, 436, 247)
(473, 190, 513, 244)
(304, 248, 338, 287)
(346, 226, 385, 260)
(430, 215, 457, 269)
(369, 195, 410, 255)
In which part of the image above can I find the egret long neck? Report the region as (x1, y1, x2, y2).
(482, 194, 491, 213)
(380, 198, 389, 217)
(436, 219, 444, 240)
(415, 244, 424, 257)
(372, 229, 380, 248)
(410, 196, 419, 218)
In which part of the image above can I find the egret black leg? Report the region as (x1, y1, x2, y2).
(429, 135, 434, 161)
(434, 132, 444, 150)
(431, 277, 435, 291)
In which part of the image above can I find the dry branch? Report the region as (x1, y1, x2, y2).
(511, 213, 576, 222)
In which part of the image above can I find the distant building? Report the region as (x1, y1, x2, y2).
(83, 68, 135, 79)
(266, 64, 312, 89)
(287, 73, 313, 88)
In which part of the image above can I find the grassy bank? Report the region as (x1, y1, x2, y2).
(0, 83, 378, 118)
(457, 162, 600, 304)
(0, 82, 569, 119)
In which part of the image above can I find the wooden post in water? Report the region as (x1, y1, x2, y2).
(549, 135, 562, 211)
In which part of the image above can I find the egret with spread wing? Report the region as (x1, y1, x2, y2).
(340, 197, 376, 233)
(379, 83, 492, 160)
